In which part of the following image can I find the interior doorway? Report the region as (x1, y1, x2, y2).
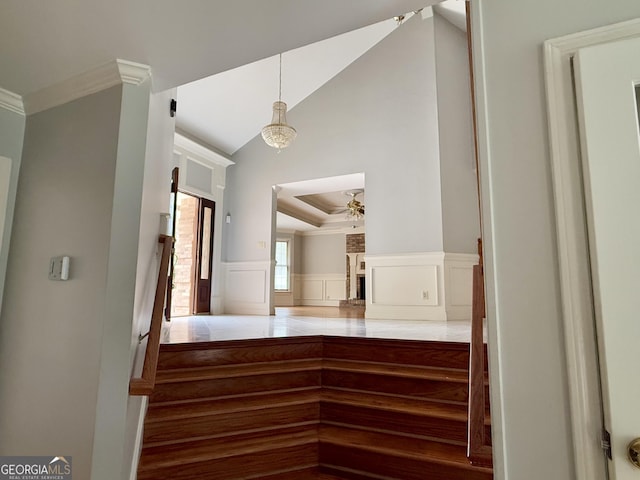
(171, 190, 216, 317)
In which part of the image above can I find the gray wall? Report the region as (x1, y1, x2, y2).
(301, 233, 346, 275)
(0, 108, 25, 313)
(434, 14, 480, 254)
(224, 14, 443, 262)
(476, 0, 640, 478)
(0, 87, 122, 479)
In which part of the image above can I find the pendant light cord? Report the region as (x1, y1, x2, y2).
(278, 53, 283, 123)
(279, 53, 282, 102)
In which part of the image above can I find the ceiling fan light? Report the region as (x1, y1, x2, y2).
(345, 191, 365, 221)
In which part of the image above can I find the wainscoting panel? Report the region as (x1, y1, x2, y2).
(300, 274, 346, 307)
(365, 253, 446, 321)
(365, 252, 477, 321)
(370, 265, 438, 306)
(444, 253, 478, 321)
(223, 261, 272, 315)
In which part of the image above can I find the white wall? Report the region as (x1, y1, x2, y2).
(474, 1, 640, 478)
(0, 108, 25, 314)
(224, 15, 443, 265)
(434, 14, 481, 254)
(0, 86, 122, 479)
(90, 79, 152, 480)
(122, 87, 176, 480)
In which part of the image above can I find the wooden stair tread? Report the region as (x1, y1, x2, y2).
(139, 426, 317, 471)
(321, 388, 467, 420)
(155, 358, 479, 384)
(156, 358, 322, 383)
(146, 388, 320, 421)
(322, 388, 492, 425)
(319, 425, 491, 473)
(322, 359, 469, 382)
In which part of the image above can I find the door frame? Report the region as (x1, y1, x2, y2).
(543, 17, 640, 480)
(194, 197, 215, 314)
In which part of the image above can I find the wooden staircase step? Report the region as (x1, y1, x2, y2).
(322, 363, 469, 404)
(321, 389, 470, 445)
(144, 401, 319, 446)
(138, 426, 317, 479)
(322, 337, 473, 370)
(322, 359, 468, 381)
(150, 369, 321, 403)
(157, 336, 324, 370)
(319, 425, 493, 480)
(321, 388, 467, 418)
(146, 388, 320, 421)
(322, 389, 491, 425)
(139, 337, 493, 479)
(254, 467, 349, 479)
(156, 358, 322, 382)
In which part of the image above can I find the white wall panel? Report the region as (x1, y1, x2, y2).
(449, 266, 473, 306)
(302, 279, 324, 300)
(227, 270, 266, 303)
(299, 274, 346, 306)
(443, 253, 477, 321)
(325, 279, 345, 301)
(370, 265, 438, 306)
(223, 261, 271, 314)
(365, 253, 446, 320)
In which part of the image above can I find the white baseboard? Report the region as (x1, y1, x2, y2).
(300, 299, 342, 307)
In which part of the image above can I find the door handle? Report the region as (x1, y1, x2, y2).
(628, 438, 640, 468)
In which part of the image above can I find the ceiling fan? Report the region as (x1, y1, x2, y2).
(343, 190, 365, 221)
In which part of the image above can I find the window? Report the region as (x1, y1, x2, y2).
(274, 240, 290, 291)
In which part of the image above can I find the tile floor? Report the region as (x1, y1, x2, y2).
(163, 307, 477, 344)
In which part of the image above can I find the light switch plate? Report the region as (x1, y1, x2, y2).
(49, 256, 70, 281)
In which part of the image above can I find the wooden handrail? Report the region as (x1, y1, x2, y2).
(129, 234, 174, 396)
(467, 239, 492, 466)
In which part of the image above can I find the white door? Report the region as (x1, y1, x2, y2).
(574, 36, 640, 478)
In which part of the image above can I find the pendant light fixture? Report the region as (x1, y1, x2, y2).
(261, 53, 297, 150)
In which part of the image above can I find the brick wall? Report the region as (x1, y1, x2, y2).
(346, 233, 365, 253)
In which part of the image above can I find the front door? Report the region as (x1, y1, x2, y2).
(574, 35, 640, 478)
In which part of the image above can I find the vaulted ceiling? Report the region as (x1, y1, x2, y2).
(0, 0, 437, 96)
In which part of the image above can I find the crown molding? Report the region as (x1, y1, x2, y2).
(117, 60, 152, 85)
(0, 88, 25, 115)
(24, 59, 151, 115)
(174, 132, 235, 168)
